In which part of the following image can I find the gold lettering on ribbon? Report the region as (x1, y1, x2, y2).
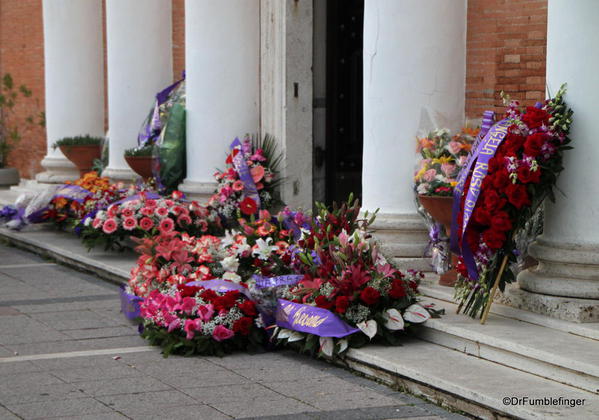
(291, 307, 328, 328)
(479, 124, 508, 155)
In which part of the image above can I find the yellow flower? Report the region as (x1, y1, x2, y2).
(433, 156, 453, 165)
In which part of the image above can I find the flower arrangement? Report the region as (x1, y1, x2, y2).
(453, 84, 573, 319)
(268, 198, 436, 357)
(139, 282, 265, 357)
(79, 191, 223, 251)
(210, 135, 282, 221)
(44, 172, 128, 228)
(414, 128, 477, 196)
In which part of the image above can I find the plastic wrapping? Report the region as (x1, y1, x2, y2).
(154, 102, 186, 192)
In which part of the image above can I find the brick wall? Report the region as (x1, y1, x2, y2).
(466, 0, 547, 120)
(172, 0, 185, 80)
(0, 0, 46, 179)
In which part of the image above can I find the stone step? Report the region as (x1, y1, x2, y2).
(346, 339, 599, 420)
(420, 284, 599, 341)
(415, 296, 599, 393)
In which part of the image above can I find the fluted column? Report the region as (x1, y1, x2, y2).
(103, 0, 173, 181)
(179, 0, 260, 201)
(362, 0, 467, 270)
(37, 0, 104, 183)
(515, 0, 599, 322)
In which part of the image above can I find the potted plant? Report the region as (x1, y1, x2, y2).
(0, 73, 44, 185)
(53, 135, 103, 177)
(124, 145, 155, 180)
(414, 127, 477, 286)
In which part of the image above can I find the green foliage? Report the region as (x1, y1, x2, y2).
(125, 145, 155, 157)
(53, 135, 104, 150)
(0, 73, 43, 168)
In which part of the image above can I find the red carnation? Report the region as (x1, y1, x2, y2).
(200, 289, 218, 302)
(335, 296, 350, 314)
(490, 211, 513, 232)
(517, 165, 541, 184)
(505, 183, 531, 209)
(239, 300, 257, 316)
(504, 133, 527, 154)
(389, 279, 407, 299)
(240, 197, 258, 215)
(359, 287, 381, 306)
(523, 133, 546, 157)
(483, 190, 507, 211)
(232, 317, 253, 335)
(315, 295, 334, 310)
(482, 229, 506, 250)
(473, 206, 492, 226)
(492, 169, 511, 189)
(521, 106, 549, 129)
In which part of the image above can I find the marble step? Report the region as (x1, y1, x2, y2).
(415, 296, 599, 393)
(420, 283, 599, 341)
(347, 339, 599, 420)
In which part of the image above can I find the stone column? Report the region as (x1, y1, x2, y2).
(37, 0, 104, 183)
(103, 0, 173, 182)
(362, 0, 467, 271)
(515, 0, 599, 322)
(180, 0, 260, 201)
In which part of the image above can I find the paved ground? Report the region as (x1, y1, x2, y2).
(0, 243, 468, 420)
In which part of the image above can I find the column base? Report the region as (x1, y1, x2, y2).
(368, 212, 431, 272)
(501, 285, 599, 323)
(36, 156, 79, 184)
(518, 237, 599, 299)
(178, 179, 217, 203)
(102, 167, 137, 183)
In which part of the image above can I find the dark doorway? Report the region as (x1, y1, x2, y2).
(324, 0, 364, 205)
(314, 0, 364, 204)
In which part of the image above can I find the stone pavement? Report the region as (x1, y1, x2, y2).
(0, 244, 468, 420)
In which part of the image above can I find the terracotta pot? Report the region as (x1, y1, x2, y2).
(418, 194, 458, 287)
(59, 145, 101, 177)
(125, 155, 155, 180)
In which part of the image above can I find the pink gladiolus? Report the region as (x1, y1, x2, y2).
(447, 140, 463, 154)
(184, 318, 201, 340)
(92, 218, 103, 229)
(212, 325, 234, 342)
(102, 218, 118, 234)
(167, 318, 181, 332)
(441, 163, 456, 177)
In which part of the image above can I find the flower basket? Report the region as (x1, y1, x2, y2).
(125, 155, 155, 180)
(418, 194, 458, 286)
(59, 145, 102, 177)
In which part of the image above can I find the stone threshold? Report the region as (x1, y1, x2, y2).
(0, 226, 597, 419)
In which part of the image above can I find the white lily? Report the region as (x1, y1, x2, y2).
(252, 237, 277, 260)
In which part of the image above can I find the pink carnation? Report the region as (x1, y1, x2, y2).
(139, 217, 154, 231)
(158, 218, 175, 233)
(92, 218, 103, 229)
(121, 208, 134, 218)
(212, 325, 234, 342)
(155, 207, 169, 218)
(123, 217, 137, 231)
(102, 218, 118, 234)
(177, 215, 192, 226)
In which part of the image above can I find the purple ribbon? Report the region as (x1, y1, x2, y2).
(450, 111, 495, 255)
(186, 279, 252, 299)
(450, 117, 511, 279)
(275, 299, 360, 338)
(230, 138, 261, 209)
(53, 185, 92, 204)
(253, 274, 303, 289)
(138, 73, 185, 147)
(120, 285, 142, 320)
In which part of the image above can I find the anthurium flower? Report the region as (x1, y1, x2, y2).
(383, 308, 405, 331)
